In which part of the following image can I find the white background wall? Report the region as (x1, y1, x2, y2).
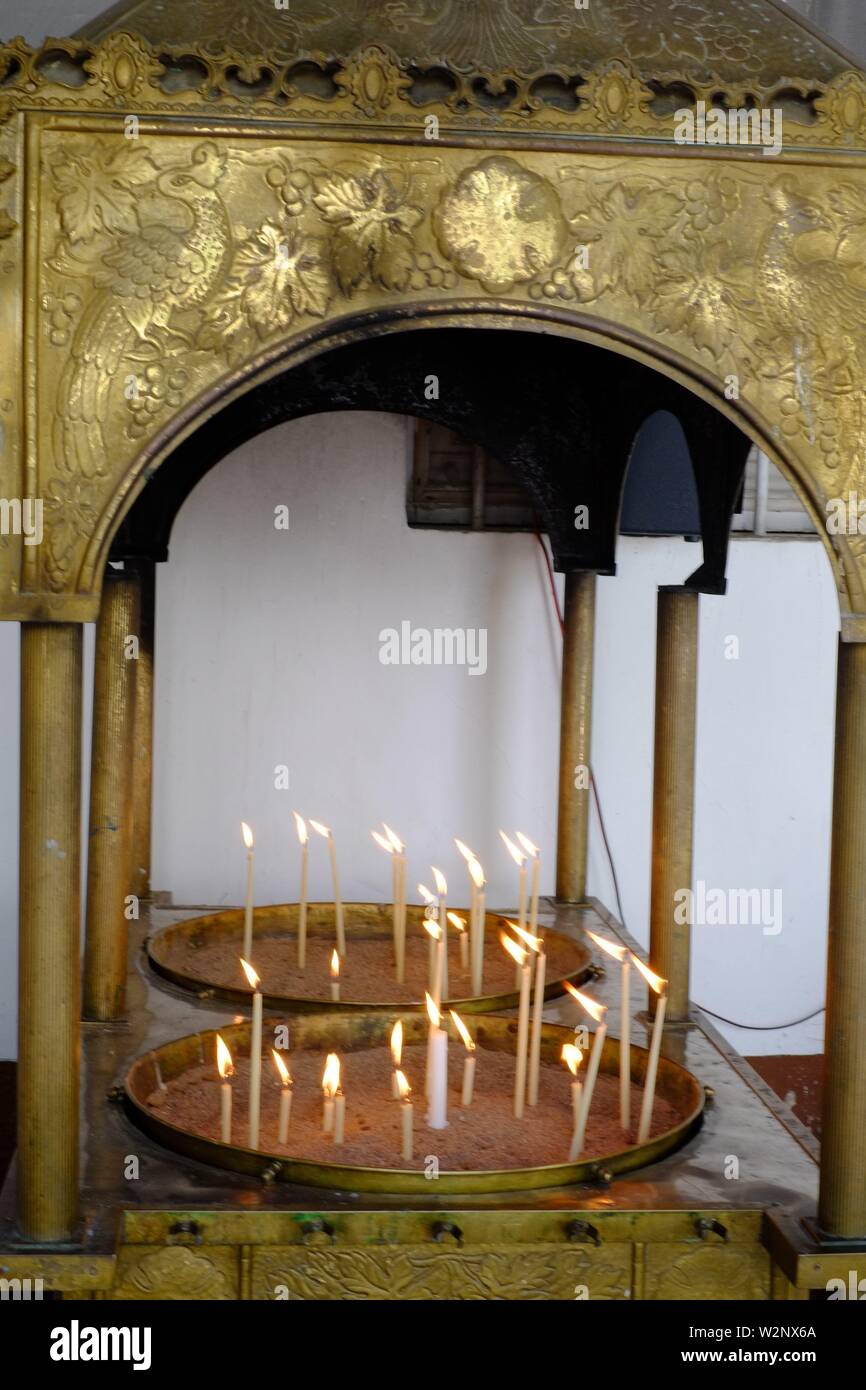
(0, 411, 837, 1059)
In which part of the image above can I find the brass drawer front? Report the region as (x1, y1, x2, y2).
(644, 1243, 771, 1301)
(112, 1245, 239, 1300)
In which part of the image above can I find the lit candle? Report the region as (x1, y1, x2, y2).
(240, 958, 263, 1150)
(448, 912, 469, 973)
(330, 948, 341, 1002)
(468, 857, 486, 996)
(310, 820, 345, 956)
(322, 1051, 339, 1133)
(432, 867, 449, 999)
(450, 1010, 476, 1106)
(455, 839, 478, 984)
(418, 884, 439, 996)
(501, 933, 531, 1118)
(216, 1033, 233, 1144)
(500, 830, 528, 930)
(395, 1069, 413, 1161)
(272, 1048, 293, 1144)
(240, 821, 255, 962)
(425, 993, 448, 1130)
(423, 919, 443, 1007)
(564, 982, 608, 1157)
(390, 1019, 403, 1098)
(562, 1043, 585, 1159)
(634, 956, 668, 1143)
(294, 812, 309, 970)
(512, 922, 546, 1107)
(383, 825, 407, 984)
(372, 827, 398, 970)
(516, 832, 541, 934)
(587, 930, 631, 1133)
(334, 1064, 346, 1146)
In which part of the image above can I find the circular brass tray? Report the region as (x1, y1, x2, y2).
(124, 1011, 705, 1195)
(146, 902, 593, 1014)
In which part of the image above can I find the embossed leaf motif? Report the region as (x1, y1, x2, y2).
(570, 179, 681, 304)
(652, 240, 751, 361)
(313, 168, 423, 293)
(238, 223, 331, 331)
(52, 146, 157, 244)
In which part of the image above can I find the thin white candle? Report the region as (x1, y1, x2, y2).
(240, 958, 262, 1150)
(334, 1090, 346, 1145)
(384, 826, 406, 983)
(634, 956, 669, 1143)
(564, 982, 608, 1157)
(500, 833, 528, 987)
(240, 822, 255, 962)
(330, 948, 340, 1002)
(294, 812, 308, 971)
(562, 1043, 584, 1158)
(272, 1049, 293, 1144)
(310, 820, 345, 956)
(395, 1069, 413, 1161)
(468, 857, 486, 995)
(450, 1010, 476, 1106)
(432, 868, 449, 1000)
(501, 933, 531, 1118)
(455, 841, 479, 990)
(425, 993, 448, 1129)
(587, 930, 631, 1133)
(516, 833, 541, 935)
(390, 1019, 403, 1098)
(448, 912, 468, 973)
(216, 1033, 233, 1143)
(372, 826, 399, 972)
(508, 923, 545, 1107)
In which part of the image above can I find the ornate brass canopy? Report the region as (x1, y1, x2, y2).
(0, 2, 864, 626)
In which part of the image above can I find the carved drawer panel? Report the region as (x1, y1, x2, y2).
(643, 1243, 771, 1301)
(111, 1245, 239, 1300)
(251, 1242, 632, 1300)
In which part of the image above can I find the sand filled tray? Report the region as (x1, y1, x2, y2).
(125, 1012, 705, 1194)
(147, 903, 593, 1013)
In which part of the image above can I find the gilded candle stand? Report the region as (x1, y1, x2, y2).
(1, 0, 865, 1299)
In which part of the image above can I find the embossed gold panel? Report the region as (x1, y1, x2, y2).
(110, 1244, 240, 1300)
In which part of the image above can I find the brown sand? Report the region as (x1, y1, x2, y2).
(163, 930, 585, 1004)
(146, 1040, 681, 1171)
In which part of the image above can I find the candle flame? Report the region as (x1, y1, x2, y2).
(515, 831, 539, 858)
(425, 992, 441, 1028)
(631, 954, 667, 995)
(586, 930, 627, 962)
(432, 866, 447, 897)
(293, 811, 308, 846)
(563, 980, 607, 1022)
(500, 932, 527, 967)
(216, 1033, 233, 1080)
(241, 821, 254, 850)
(561, 1042, 583, 1076)
(322, 1052, 340, 1098)
(417, 883, 436, 907)
(447, 911, 466, 933)
(424, 919, 441, 942)
(449, 1010, 475, 1052)
(509, 920, 542, 953)
(271, 1049, 291, 1086)
(309, 819, 330, 839)
(395, 1069, 411, 1100)
(391, 1019, 403, 1067)
(454, 838, 476, 863)
(468, 856, 485, 889)
(330, 949, 340, 978)
(371, 829, 393, 854)
(499, 830, 526, 866)
(239, 957, 260, 991)
(382, 823, 404, 853)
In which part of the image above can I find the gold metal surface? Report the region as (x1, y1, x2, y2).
(650, 589, 698, 1021)
(83, 570, 140, 1020)
(147, 902, 592, 1013)
(556, 571, 595, 903)
(820, 638, 866, 1238)
(18, 625, 82, 1242)
(130, 559, 155, 901)
(124, 1012, 705, 1195)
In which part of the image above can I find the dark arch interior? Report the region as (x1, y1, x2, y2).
(111, 327, 752, 593)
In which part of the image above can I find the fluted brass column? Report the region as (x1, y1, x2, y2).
(556, 571, 596, 902)
(130, 560, 155, 901)
(18, 624, 82, 1241)
(649, 587, 698, 1022)
(819, 638, 866, 1238)
(83, 569, 140, 1020)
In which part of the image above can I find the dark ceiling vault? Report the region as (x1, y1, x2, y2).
(110, 327, 751, 594)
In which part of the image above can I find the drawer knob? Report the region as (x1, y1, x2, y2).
(431, 1220, 463, 1248)
(565, 1219, 601, 1247)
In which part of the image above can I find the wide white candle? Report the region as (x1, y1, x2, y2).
(272, 1049, 293, 1144)
(216, 1034, 233, 1144)
(586, 930, 631, 1132)
(294, 812, 309, 970)
(634, 956, 669, 1142)
(241, 822, 255, 962)
(395, 1069, 413, 1161)
(322, 1051, 339, 1133)
(241, 958, 262, 1150)
(311, 821, 345, 956)
(330, 948, 340, 1002)
(425, 994, 448, 1129)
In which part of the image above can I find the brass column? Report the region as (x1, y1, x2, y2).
(18, 624, 82, 1241)
(556, 571, 596, 902)
(819, 638, 866, 1238)
(649, 587, 699, 1022)
(130, 560, 155, 901)
(83, 569, 140, 1020)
